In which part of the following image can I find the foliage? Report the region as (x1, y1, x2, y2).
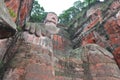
(29, 0, 103, 24)
(8, 8, 17, 18)
(59, 6, 78, 24)
(59, 0, 99, 25)
(29, 0, 46, 22)
(59, 7, 79, 25)
(17, 26, 22, 31)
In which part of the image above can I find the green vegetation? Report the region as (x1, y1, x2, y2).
(17, 26, 22, 31)
(29, 0, 98, 24)
(59, 0, 98, 25)
(30, 0, 105, 25)
(29, 0, 47, 22)
(8, 8, 17, 18)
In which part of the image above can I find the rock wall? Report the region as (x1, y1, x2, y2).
(2, 32, 54, 80)
(0, 0, 33, 59)
(0, 0, 34, 79)
(71, 0, 120, 68)
(5, 0, 34, 26)
(0, 0, 120, 80)
(0, 0, 34, 59)
(0, 0, 16, 39)
(55, 44, 120, 80)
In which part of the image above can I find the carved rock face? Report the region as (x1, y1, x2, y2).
(44, 12, 59, 34)
(44, 12, 58, 26)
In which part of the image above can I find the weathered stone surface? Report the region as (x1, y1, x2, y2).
(71, 0, 120, 67)
(0, 0, 16, 29)
(0, 39, 8, 61)
(0, 0, 17, 39)
(53, 27, 72, 55)
(1, 0, 120, 80)
(5, 0, 34, 26)
(1, 12, 59, 80)
(55, 44, 120, 80)
(2, 33, 54, 80)
(1, 0, 34, 40)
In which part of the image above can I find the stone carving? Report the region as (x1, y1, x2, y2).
(0, 0, 120, 80)
(44, 12, 59, 35)
(23, 12, 60, 52)
(2, 12, 60, 80)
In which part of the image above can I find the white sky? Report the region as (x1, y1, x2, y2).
(38, 0, 80, 16)
(38, 0, 104, 16)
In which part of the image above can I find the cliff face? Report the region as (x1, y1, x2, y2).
(70, 0, 120, 67)
(5, 0, 34, 26)
(0, 0, 120, 80)
(0, 0, 33, 59)
(0, 0, 34, 79)
(0, 0, 33, 38)
(0, 0, 16, 39)
(2, 32, 54, 80)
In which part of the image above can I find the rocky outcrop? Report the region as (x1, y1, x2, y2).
(0, 0, 34, 79)
(5, 0, 34, 26)
(0, 0, 34, 38)
(0, 11, 60, 80)
(2, 31, 120, 80)
(70, 0, 120, 68)
(0, 0, 33, 61)
(55, 44, 120, 80)
(2, 32, 54, 80)
(0, 0, 16, 39)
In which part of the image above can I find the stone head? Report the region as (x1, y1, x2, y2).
(44, 12, 59, 35)
(44, 12, 58, 27)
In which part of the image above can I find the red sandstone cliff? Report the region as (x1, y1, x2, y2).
(0, 0, 120, 80)
(71, 0, 120, 68)
(5, 0, 34, 27)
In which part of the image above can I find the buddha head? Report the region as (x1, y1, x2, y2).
(44, 12, 58, 27)
(44, 12, 59, 34)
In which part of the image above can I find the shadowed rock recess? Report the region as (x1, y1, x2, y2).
(0, 0, 120, 80)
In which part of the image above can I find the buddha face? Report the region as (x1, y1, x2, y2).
(44, 12, 58, 27)
(44, 12, 59, 34)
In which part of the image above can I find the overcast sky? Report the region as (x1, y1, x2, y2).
(38, 0, 104, 16)
(38, 0, 82, 16)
